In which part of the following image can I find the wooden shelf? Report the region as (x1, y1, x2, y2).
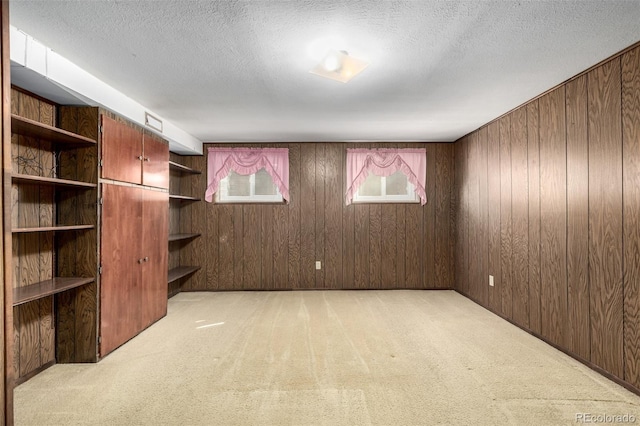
(168, 233, 201, 242)
(168, 266, 201, 283)
(11, 114, 97, 147)
(12, 224, 95, 233)
(12, 173, 97, 189)
(13, 277, 95, 306)
(169, 161, 201, 174)
(169, 194, 201, 201)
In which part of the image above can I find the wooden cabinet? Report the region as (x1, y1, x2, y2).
(168, 156, 202, 297)
(10, 89, 99, 382)
(100, 116, 169, 189)
(100, 184, 168, 356)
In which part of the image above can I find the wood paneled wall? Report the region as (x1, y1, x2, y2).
(11, 89, 57, 380)
(454, 44, 640, 392)
(174, 142, 455, 291)
(1, 1, 11, 421)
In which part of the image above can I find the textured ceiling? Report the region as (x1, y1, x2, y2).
(9, 0, 640, 143)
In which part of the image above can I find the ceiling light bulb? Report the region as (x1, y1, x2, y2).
(323, 54, 341, 72)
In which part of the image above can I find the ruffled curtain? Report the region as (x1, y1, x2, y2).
(345, 148, 427, 205)
(205, 148, 290, 203)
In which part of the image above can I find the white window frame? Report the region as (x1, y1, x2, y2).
(352, 172, 419, 204)
(215, 170, 284, 203)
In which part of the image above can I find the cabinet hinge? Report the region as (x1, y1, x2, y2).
(99, 198, 103, 205)
(98, 336, 102, 344)
(98, 265, 103, 275)
(99, 125, 103, 134)
(99, 158, 103, 167)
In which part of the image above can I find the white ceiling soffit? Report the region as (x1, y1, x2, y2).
(9, 0, 640, 144)
(9, 27, 202, 155)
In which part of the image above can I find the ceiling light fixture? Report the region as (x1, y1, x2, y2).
(310, 50, 369, 83)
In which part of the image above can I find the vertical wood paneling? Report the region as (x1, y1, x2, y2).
(260, 205, 274, 290)
(499, 116, 513, 318)
(510, 107, 529, 328)
(487, 123, 501, 312)
(588, 59, 624, 378)
(217, 205, 234, 289)
(476, 130, 489, 305)
(566, 75, 591, 360)
(369, 204, 382, 288)
(354, 204, 369, 288)
(188, 154, 207, 290)
(435, 144, 453, 289)
(315, 144, 325, 288)
(324, 144, 342, 289)
(380, 204, 397, 288)
(191, 141, 454, 292)
(622, 46, 640, 389)
(233, 205, 244, 289)
(527, 100, 542, 335)
(288, 144, 301, 288)
(423, 145, 436, 288)
(300, 144, 316, 288)
(454, 42, 640, 395)
(539, 87, 568, 348)
(243, 206, 260, 289)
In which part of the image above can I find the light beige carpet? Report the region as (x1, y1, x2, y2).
(14, 290, 640, 425)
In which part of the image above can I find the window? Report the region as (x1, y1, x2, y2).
(205, 147, 290, 204)
(352, 170, 419, 203)
(215, 168, 283, 203)
(345, 148, 427, 205)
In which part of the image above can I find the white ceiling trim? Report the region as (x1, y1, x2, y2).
(9, 26, 203, 155)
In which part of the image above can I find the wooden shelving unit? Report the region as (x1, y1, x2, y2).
(169, 160, 201, 174)
(13, 277, 95, 306)
(169, 194, 201, 201)
(12, 224, 95, 233)
(12, 114, 97, 147)
(12, 173, 98, 188)
(168, 155, 202, 297)
(11, 90, 100, 382)
(168, 266, 201, 284)
(168, 233, 201, 242)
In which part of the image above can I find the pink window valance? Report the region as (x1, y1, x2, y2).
(345, 148, 427, 205)
(205, 148, 290, 203)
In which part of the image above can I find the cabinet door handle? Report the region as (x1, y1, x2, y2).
(138, 258, 144, 264)
(138, 155, 144, 160)
(144, 257, 149, 262)
(144, 157, 150, 162)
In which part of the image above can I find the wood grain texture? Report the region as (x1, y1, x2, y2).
(243, 205, 260, 289)
(300, 143, 316, 288)
(527, 100, 542, 335)
(622, 45, 640, 388)
(324, 144, 342, 289)
(588, 58, 624, 379)
(423, 145, 436, 289)
(566, 74, 590, 360)
(288, 144, 301, 288)
(510, 107, 529, 328)
(315, 144, 325, 288)
(499, 116, 513, 318)
(539, 87, 568, 348)
(188, 142, 454, 291)
(476, 130, 489, 305)
(486, 122, 501, 312)
(369, 204, 381, 288)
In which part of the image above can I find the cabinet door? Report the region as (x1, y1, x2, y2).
(142, 135, 169, 189)
(101, 115, 143, 185)
(141, 189, 169, 327)
(100, 184, 143, 356)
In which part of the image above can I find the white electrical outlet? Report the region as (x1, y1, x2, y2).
(315, 261, 322, 270)
(489, 275, 494, 287)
